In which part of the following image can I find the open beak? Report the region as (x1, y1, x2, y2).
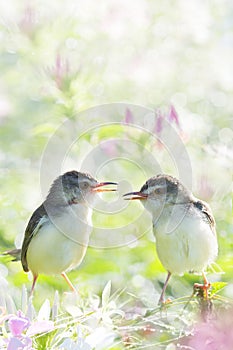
(92, 182, 118, 193)
(123, 191, 148, 200)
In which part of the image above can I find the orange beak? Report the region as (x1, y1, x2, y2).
(92, 182, 118, 193)
(123, 191, 148, 200)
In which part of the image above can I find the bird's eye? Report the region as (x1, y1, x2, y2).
(80, 182, 89, 189)
(154, 187, 164, 195)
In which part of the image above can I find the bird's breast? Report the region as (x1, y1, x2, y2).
(26, 204, 93, 275)
(52, 204, 92, 243)
(152, 206, 218, 275)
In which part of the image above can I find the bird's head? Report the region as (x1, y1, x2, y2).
(47, 171, 117, 206)
(123, 174, 191, 215)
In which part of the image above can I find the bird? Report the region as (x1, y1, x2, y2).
(6, 171, 117, 294)
(123, 174, 218, 304)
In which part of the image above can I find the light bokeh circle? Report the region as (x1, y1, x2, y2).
(40, 103, 192, 248)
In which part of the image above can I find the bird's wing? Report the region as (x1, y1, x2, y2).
(194, 200, 216, 235)
(3, 248, 21, 261)
(21, 204, 48, 272)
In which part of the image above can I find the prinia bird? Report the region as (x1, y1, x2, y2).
(124, 174, 218, 304)
(5, 171, 117, 294)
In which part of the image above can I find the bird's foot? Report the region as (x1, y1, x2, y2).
(158, 297, 172, 306)
(193, 281, 213, 320)
(193, 282, 211, 299)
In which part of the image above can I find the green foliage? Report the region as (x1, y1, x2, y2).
(0, 0, 233, 348)
(209, 281, 227, 297)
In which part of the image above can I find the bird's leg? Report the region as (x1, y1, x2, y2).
(202, 272, 211, 290)
(193, 271, 211, 299)
(193, 272, 213, 320)
(30, 274, 38, 296)
(158, 271, 172, 304)
(61, 272, 77, 292)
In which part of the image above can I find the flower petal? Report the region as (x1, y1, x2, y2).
(8, 315, 30, 336)
(7, 337, 24, 350)
(38, 299, 51, 321)
(26, 320, 54, 337)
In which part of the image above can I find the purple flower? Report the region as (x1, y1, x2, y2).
(54, 54, 70, 89)
(168, 105, 181, 128)
(7, 336, 32, 350)
(154, 110, 164, 134)
(19, 5, 37, 35)
(6, 311, 32, 350)
(154, 106, 182, 139)
(124, 108, 134, 124)
(46, 53, 71, 90)
(8, 312, 30, 337)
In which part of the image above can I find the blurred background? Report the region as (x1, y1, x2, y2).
(0, 0, 232, 309)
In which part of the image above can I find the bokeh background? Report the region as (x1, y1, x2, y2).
(0, 0, 232, 348)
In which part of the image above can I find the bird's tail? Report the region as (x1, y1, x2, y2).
(3, 248, 21, 261)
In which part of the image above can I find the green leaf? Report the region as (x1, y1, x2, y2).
(210, 282, 227, 296)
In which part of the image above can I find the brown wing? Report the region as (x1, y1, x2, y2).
(3, 248, 21, 261)
(194, 200, 216, 235)
(21, 204, 47, 272)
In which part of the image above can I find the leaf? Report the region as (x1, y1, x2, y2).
(210, 282, 227, 296)
(102, 280, 111, 307)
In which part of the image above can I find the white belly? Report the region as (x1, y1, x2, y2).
(153, 209, 218, 275)
(27, 204, 92, 275)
